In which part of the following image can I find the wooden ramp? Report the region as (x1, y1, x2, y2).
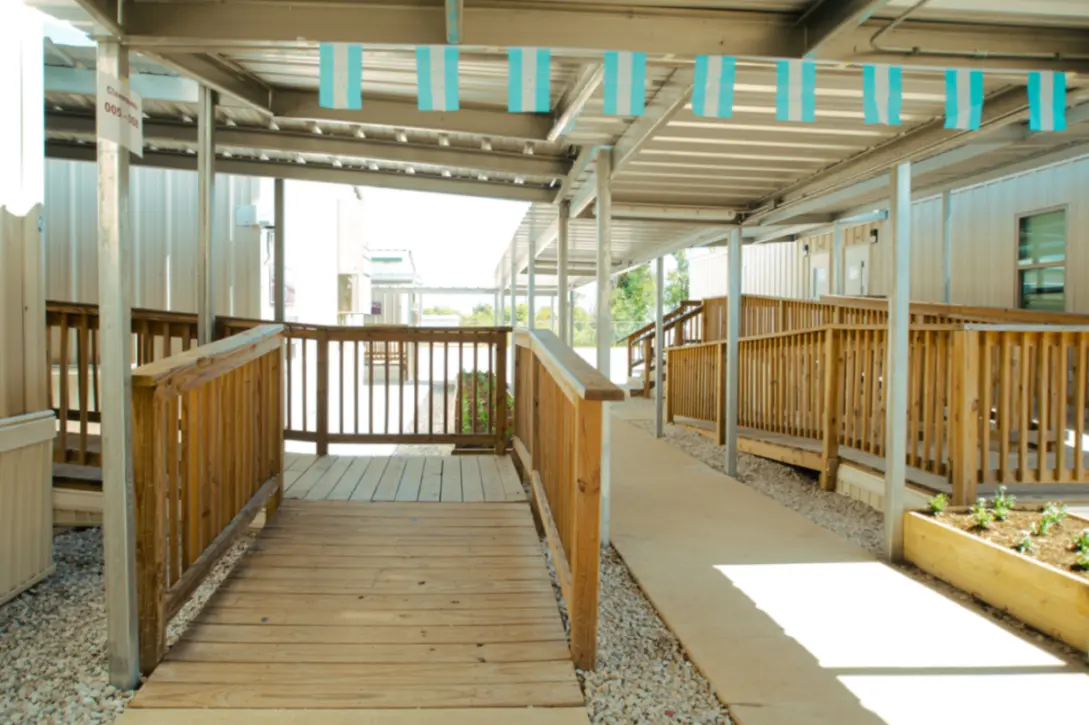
(120, 498, 587, 724)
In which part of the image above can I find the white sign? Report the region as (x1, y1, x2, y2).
(96, 72, 144, 157)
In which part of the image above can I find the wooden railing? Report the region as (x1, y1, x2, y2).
(219, 317, 509, 454)
(512, 329, 624, 670)
(46, 301, 199, 466)
(132, 324, 284, 673)
(667, 322, 1089, 502)
(625, 300, 702, 380)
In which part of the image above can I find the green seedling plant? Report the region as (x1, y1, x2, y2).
(1076, 549, 1089, 571)
(970, 498, 994, 530)
(992, 486, 1015, 521)
(926, 493, 949, 516)
(1072, 529, 1089, 554)
(1043, 502, 1069, 524)
(1014, 531, 1034, 554)
(1031, 517, 1053, 537)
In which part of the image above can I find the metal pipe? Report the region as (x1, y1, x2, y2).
(942, 189, 952, 304)
(509, 247, 517, 393)
(832, 220, 844, 296)
(654, 256, 664, 438)
(724, 228, 742, 477)
(528, 230, 537, 330)
(196, 85, 216, 344)
(595, 147, 613, 547)
(557, 200, 570, 344)
(95, 38, 140, 691)
(885, 162, 911, 563)
(273, 177, 285, 322)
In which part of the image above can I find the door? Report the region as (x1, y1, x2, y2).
(809, 252, 830, 299)
(844, 244, 870, 296)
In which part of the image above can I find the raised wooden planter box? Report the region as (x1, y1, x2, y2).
(0, 411, 57, 605)
(904, 511, 1089, 653)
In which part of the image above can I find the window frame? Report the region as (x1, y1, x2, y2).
(1014, 205, 1068, 312)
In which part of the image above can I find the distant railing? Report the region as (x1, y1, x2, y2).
(513, 330, 624, 670)
(46, 301, 198, 466)
(132, 324, 284, 673)
(667, 322, 1089, 502)
(219, 317, 509, 454)
(625, 300, 702, 383)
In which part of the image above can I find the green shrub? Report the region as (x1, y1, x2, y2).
(926, 493, 949, 516)
(1072, 529, 1089, 554)
(458, 372, 513, 440)
(970, 499, 994, 530)
(992, 486, 1015, 521)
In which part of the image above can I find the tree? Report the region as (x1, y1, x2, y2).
(423, 305, 459, 317)
(664, 250, 690, 310)
(462, 303, 495, 327)
(610, 265, 654, 341)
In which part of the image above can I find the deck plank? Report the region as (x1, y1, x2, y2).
(395, 457, 424, 501)
(119, 708, 589, 724)
(478, 456, 506, 501)
(440, 456, 463, 502)
(286, 456, 334, 498)
(419, 456, 443, 501)
(128, 495, 579, 717)
(497, 456, 526, 501)
(460, 456, 486, 502)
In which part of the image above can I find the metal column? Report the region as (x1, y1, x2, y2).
(832, 220, 844, 295)
(528, 235, 536, 330)
(273, 178, 285, 322)
(885, 162, 912, 563)
(557, 200, 570, 344)
(942, 189, 953, 304)
(494, 289, 500, 325)
(95, 39, 140, 690)
(196, 86, 216, 344)
(509, 247, 517, 392)
(416, 293, 424, 326)
(654, 256, 665, 438)
(595, 148, 613, 546)
(724, 228, 742, 477)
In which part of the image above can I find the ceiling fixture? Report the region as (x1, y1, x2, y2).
(186, 148, 196, 155)
(225, 117, 237, 127)
(514, 176, 525, 185)
(52, 104, 63, 112)
(522, 142, 535, 156)
(182, 115, 193, 124)
(269, 120, 280, 131)
(355, 127, 366, 139)
(367, 162, 379, 171)
(396, 130, 408, 143)
(223, 150, 233, 158)
(311, 123, 323, 135)
(259, 153, 270, 161)
(333, 159, 343, 168)
(406, 167, 416, 175)
(478, 173, 489, 181)
(296, 155, 307, 164)
(441, 169, 452, 178)
(481, 138, 493, 152)
(438, 134, 450, 147)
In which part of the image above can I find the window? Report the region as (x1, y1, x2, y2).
(1017, 209, 1066, 312)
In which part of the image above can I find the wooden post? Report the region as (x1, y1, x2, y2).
(820, 328, 842, 491)
(316, 331, 329, 456)
(715, 343, 726, 446)
(666, 348, 674, 424)
(643, 336, 652, 398)
(530, 344, 540, 470)
(494, 333, 508, 455)
(267, 348, 285, 518)
(570, 398, 602, 670)
(951, 330, 981, 505)
(132, 385, 166, 674)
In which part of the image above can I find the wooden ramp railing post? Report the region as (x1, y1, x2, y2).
(132, 384, 166, 672)
(950, 329, 981, 505)
(819, 327, 842, 491)
(494, 333, 508, 455)
(316, 330, 330, 456)
(570, 397, 603, 668)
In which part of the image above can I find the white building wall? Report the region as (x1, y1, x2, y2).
(687, 155, 1089, 312)
(44, 159, 262, 317)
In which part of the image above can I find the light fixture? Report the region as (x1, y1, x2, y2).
(355, 127, 366, 139)
(52, 105, 63, 112)
(333, 159, 343, 168)
(311, 123, 323, 135)
(225, 117, 237, 127)
(869, 229, 879, 244)
(438, 134, 450, 147)
(259, 153, 270, 161)
(406, 167, 416, 175)
(522, 142, 535, 156)
(186, 148, 196, 155)
(296, 155, 307, 164)
(481, 138, 492, 152)
(396, 130, 408, 143)
(514, 176, 525, 185)
(367, 162, 379, 171)
(223, 150, 234, 158)
(441, 169, 452, 178)
(478, 173, 489, 181)
(182, 115, 193, 124)
(268, 120, 280, 131)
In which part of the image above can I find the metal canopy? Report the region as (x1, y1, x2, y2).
(32, 0, 1089, 288)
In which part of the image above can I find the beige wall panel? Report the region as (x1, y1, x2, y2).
(689, 241, 804, 301)
(43, 159, 263, 317)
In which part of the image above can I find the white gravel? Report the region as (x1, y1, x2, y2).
(543, 540, 732, 724)
(630, 416, 1089, 668)
(1, 527, 251, 725)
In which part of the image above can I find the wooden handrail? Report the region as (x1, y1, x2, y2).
(512, 329, 622, 670)
(133, 323, 285, 674)
(517, 330, 626, 403)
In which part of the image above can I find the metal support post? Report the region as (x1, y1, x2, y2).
(725, 228, 742, 477)
(196, 85, 216, 344)
(273, 178, 285, 322)
(654, 256, 665, 438)
(528, 235, 537, 330)
(595, 148, 613, 546)
(95, 39, 140, 690)
(557, 200, 570, 344)
(832, 220, 844, 296)
(942, 189, 953, 304)
(509, 249, 517, 393)
(494, 289, 501, 325)
(885, 162, 912, 563)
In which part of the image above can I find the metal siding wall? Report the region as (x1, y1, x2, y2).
(688, 241, 803, 300)
(43, 159, 262, 317)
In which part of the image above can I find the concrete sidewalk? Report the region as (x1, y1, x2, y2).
(608, 416, 1089, 725)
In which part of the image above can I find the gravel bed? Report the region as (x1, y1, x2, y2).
(543, 541, 732, 724)
(1, 528, 251, 725)
(631, 417, 1089, 668)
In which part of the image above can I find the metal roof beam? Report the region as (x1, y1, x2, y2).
(46, 115, 569, 177)
(798, 0, 893, 58)
(122, 3, 1089, 72)
(549, 64, 603, 142)
(46, 143, 554, 202)
(147, 52, 272, 115)
(273, 92, 551, 141)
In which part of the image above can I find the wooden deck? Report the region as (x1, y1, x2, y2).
(121, 490, 587, 723)
(283, 453, 526, 502)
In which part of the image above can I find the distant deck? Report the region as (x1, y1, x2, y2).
(119, 456, 587, 723)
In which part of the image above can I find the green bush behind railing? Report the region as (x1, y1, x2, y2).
(457, 371, 513, 440)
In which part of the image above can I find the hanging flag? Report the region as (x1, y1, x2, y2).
(508, 48, 551, 113)
(603, 51, 647, 116)
(416, 46, 459, 112)
(944, 69, 984, 130)
(1028, 71, 1067, 132)
(318, 43, 363, 110)
(776, 60, 816, 122)
(862, 64, 903, 126)
(692, 56, 736, 119)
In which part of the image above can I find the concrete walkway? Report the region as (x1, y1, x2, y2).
(608, 416, 1089, 725)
